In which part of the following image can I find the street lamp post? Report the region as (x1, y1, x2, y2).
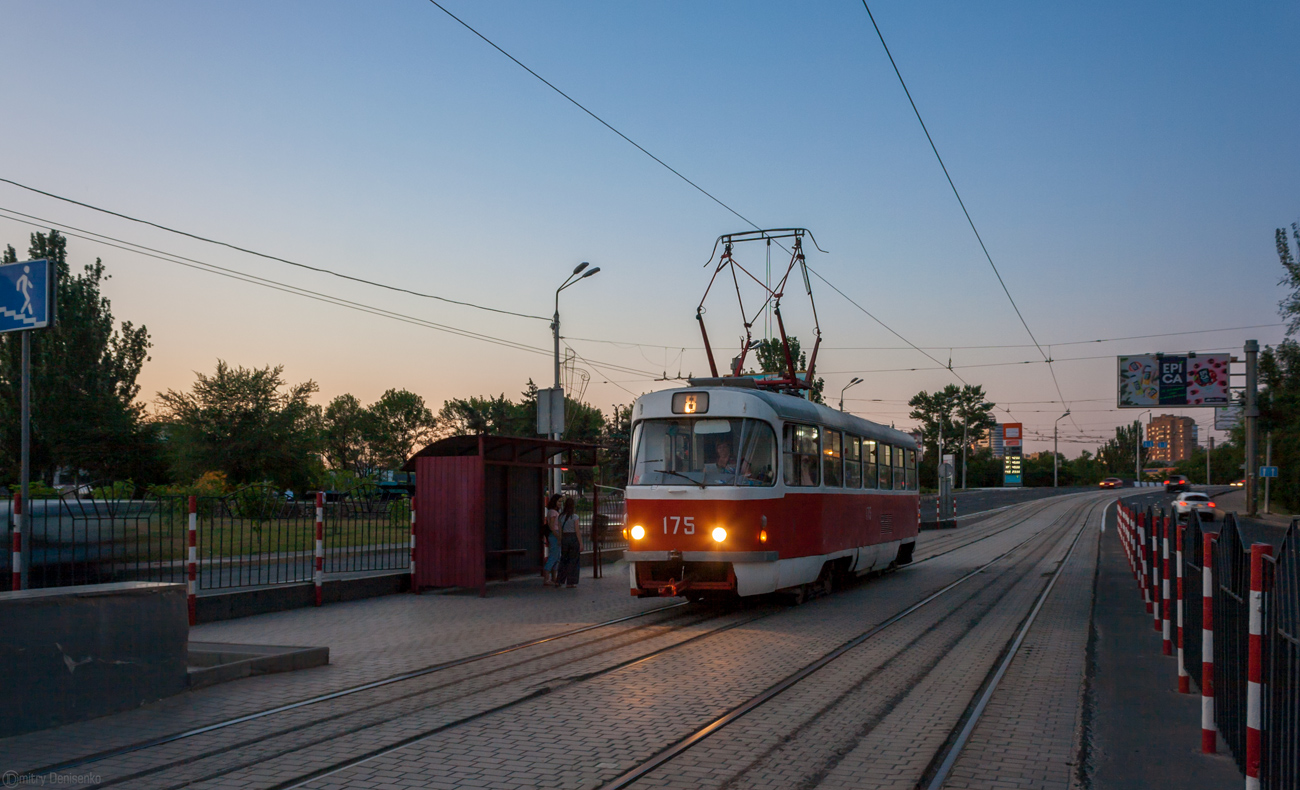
(552, 263, 600, 495)
(1053, 409, 1071, 488)
(839, 377, 862, 411)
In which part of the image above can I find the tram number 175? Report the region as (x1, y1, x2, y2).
(664, 516, 695, 534)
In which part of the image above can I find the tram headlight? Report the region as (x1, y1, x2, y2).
(711, 527, 727, 543)
(630, 524, 646, 540)
(759, 530, 767, 543)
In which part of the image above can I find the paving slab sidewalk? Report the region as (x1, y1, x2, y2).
(1082, 506, 1242, 788)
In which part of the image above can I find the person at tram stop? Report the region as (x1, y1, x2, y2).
(542, 493, 562, 586)
(556, 496, 582, 589)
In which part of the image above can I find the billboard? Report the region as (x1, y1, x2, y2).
(1003, 446, 1022, 487)
(1117, 354, 1229, 407)
(1214, 404, 1241, 431)
(1002, 423, 1022, 448)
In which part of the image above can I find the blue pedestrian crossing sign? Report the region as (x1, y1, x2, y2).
(1260, 466, 1279, 478)
(0, 259, 55, 333)
(1142, 441, 1154, 448)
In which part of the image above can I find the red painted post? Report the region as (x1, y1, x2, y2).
(1246, 543, 1272, 789)
(1202, 532, 1217, 753)
(187, 495, 198, 626)
(409, 495, 417, 594)
(1162, 516, 1172, 653)
(314, 492, 324, 607)
(11, 492, 21, 591)
(1177, 522, 1189, 693)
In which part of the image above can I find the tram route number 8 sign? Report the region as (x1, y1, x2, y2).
(1117, 353, 1229, 408)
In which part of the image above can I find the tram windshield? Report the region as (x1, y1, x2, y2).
(631, 418, 777, 487)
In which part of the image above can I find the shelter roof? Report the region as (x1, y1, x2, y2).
(402, 434, 601, 472)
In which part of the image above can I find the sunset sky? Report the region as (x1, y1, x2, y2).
(2, 1, 1296, 454)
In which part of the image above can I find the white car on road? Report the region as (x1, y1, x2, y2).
(1172, 491, 1216, 522)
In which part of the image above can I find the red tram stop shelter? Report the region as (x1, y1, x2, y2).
(403, 435, 601, 596)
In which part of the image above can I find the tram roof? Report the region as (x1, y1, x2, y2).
(636, 386, 917, 450)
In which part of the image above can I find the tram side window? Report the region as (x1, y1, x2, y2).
(877, 443, 893, 490)
(892, 446, 905, 490)
(862, 440, 877, 489)
(823, 430, 843, 487)
(905, 448, 918, 490)
(844, 436, 862, 488)
(783, 424, 821, 487)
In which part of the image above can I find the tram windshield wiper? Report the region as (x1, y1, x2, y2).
(653, 469, 706, 489)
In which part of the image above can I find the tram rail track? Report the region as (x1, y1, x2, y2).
(20, 493, 1098, 790)
(599, 496, 1102, 790)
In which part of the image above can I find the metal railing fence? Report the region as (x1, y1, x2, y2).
(4, 484, 411, 593)
(1264, 519, 1300, 790)
(1213, 514, 1251, 771)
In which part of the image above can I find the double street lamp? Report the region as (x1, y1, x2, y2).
(839, 377, 863, 411)
(551, 262, 600, 494)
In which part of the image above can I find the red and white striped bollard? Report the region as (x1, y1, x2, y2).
(409, 495, 417, 594)
(1139, 514, 1152, 612)
(314, 492, 324, 607)
(1161, 516, 1172, 653)
(1245, 542, 1272, 790)
(187, 495, 198, 626)
(1176, 522, 1189, 692)
(1202, 532, 1216, 753)
(11, 492, 21, 591)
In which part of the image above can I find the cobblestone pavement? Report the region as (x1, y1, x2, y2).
(1, 492, 1111, 790)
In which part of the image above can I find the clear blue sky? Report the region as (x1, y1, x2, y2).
(1, 1, 1295, 454)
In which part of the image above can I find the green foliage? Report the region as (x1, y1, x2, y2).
(1277, 223, 1300, 337)
(1257, 340, 1300, 509)
(156, 361, 323, 489)
(7, 481, 58, 498)
(601, 404, 633, 487)
(0, 230, 162, 484)
(1096, 422, 1141, 474)
(366, 389, 437, 470)
(91, 479, 137, 499)
(749, 336, 825, 404)
(908, 384, 997, 458)
(323, 393, 368, 474)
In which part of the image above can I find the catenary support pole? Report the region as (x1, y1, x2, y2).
(1202, 533, 1216, 753)
(1245, 543, 1271, 789)
(1244, 339, 1259, 517)
(314, 492, 324, 607)
(187, 495, 198, 626)
(1263, 432, 1272, 515)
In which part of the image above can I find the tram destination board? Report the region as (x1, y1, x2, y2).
(1116, 353, 1228, 407)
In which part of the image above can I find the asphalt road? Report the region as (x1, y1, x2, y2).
(1115, 486, 1288, 548)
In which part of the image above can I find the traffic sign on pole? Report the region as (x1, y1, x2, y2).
(0, 259, 54, 333)
(1260, 466, 1278, 478)
(1143, 441, 1154, 448)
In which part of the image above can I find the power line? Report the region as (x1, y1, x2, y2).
(0, 208, 665, 379)
(819, 347, 1239, 375)
(859, 1, 1074, 420)
(420, 1, 986, 401)
(0, 176, 548, 321)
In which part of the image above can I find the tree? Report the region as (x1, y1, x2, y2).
(601, 404, 632, 487)
(0, 231, 160, 485)
(322, 394, 369, 475)
(908, 384, 961, 458)
(156, 361, 322, 489)
(1096, 421, 1141, 475)
(1276, 222, 1300, 336)
(749, 336, 825, 403)
(365, 389, 437, 470)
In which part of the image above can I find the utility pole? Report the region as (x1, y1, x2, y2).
(1207, 436, 1213, 486)
(1264, 432, 1272, 515)
(1244, 339, 1259, 517)
(960, 420, 968, 491)
(552, 263, 601, 497)
(1054, 409, 1070, 488)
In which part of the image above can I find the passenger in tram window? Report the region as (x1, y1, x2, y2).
(800, 455, 819, 486)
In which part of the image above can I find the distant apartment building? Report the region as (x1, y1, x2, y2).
(976, 424, 1005, 458)
(1146, 414, 1198, 463)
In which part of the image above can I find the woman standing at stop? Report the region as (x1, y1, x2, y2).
(557, 496, 582, 589)
(542, 494, 562, 586)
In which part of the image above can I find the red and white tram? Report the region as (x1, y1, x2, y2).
(623, 381, 920, 599)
